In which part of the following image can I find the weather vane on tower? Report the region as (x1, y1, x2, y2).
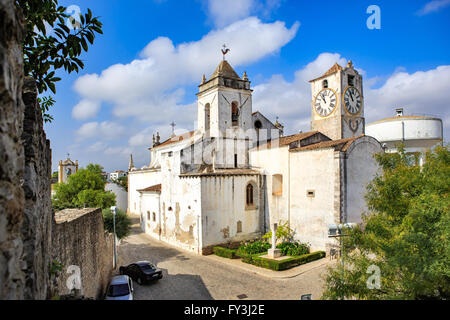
(222, 44, 230, 60)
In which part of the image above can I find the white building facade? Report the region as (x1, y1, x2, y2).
(128, 59, 383, 255)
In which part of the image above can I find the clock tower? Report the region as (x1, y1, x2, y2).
(309, 61, 365, 140)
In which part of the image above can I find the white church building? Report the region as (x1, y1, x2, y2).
(128, 58, 383, 255)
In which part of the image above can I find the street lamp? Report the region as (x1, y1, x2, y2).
(328, 223, 357, 300)
(111, 206, 117, 269)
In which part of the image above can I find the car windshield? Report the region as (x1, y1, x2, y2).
(139, 264, 156, 271)
(107, 283, 130, 297)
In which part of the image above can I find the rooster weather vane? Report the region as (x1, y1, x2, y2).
(221, 44, 230, 60)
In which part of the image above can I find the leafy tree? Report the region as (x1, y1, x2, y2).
(322, 145, 450, 300)
(113, 175, 128, 191)
(51, 171, 58, 179)
(52, 164, 115, 210)
(102, 208, 132, 240)
(16, 0, 103, 121)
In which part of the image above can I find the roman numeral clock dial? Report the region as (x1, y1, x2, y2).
(344, 87, 362, 115)
(314, 88, 337, 117)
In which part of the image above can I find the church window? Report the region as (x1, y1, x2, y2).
(168, 152, 173, 157)
(307, 190, 315, 198)
(246, 183, 254, 207)
(272, 174, 283, 196)
(237, 221, 243, 233)
(348, 75, 355, 87)
(152, 212, 156, 222)
(231, 101, 239, 126)
(234, 154, 238, 168)
(168, 206, 173, 211)
(147, 211, 150, 221)
(322, 79, 328, 88)
(254, 120, 262, 130)
(189, 225, 194, 237)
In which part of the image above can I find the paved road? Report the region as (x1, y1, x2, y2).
(117, 216, 329, 300)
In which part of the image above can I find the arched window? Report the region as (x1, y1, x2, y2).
(254, 120, 262, 130)
(246, 183, 254, 206)
(152, 212, 156, 222)
(205, 103, 211, 132)
(323, 79, 328, 88)
(231, 101, 239, 126)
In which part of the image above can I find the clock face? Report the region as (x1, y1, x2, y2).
(314, 88, 337, 117)
(344, 87, 362, 114)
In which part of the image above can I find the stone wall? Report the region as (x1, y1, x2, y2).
(0, 0, 113, 299)
(0, 0, 26, 300)
(21, 77, 53, 299)
(52, 209, 114, 300)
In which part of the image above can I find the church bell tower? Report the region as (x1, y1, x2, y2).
(196, 57, 253, 138)
(309, 61, 365, 140)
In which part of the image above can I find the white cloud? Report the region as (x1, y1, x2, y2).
(204, 0, 282, 28)
(416, 0, 450, 15)
(365, 65, 450, 125)
(253, 53, 347, 133)
(206, 0, 254, 28)
(76, 121, 126, 141)
(72, 100, 101, 120)
(72, 17, 299, 127)
(253, 53, 449, 140)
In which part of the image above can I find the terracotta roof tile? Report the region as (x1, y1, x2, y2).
(137, 184, 162, 192)
(290, 136, 363, 152)
(180, 169, 259, 177)
(152, 130, 195, 149)
(309, 62, 344, 82)
(254, 131, 320, 149)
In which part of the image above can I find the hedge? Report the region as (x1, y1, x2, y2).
(213, 246, 239, 259)
(243, 251, 326, 271)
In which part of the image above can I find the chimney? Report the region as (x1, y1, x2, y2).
(396, 108, 404, 117)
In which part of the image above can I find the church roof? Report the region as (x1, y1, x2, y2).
(254, 131, 320, 150)
(290, 135, 363, 152)
(309, 63, 344, 82)
(180, 169, 259, 178)
(151, 130, 196, 150)
(210, 60, 241, 80)
(137, 184, 162, 193)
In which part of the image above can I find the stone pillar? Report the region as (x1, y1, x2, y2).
(267, 223, 281, 259)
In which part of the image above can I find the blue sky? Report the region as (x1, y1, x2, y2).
(45, 0, 450, 172)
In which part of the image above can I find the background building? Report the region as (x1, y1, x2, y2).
(366, 108, 443, 165)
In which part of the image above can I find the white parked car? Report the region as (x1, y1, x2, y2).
(105, 275, 134, 300)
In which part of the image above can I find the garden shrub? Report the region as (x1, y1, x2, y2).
(277, 241, 310, 256)
(213, 246, 238, 259)
(242, 251, 326, 271)
(237, 241, 271, 256)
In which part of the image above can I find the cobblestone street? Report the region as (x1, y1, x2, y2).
(117, 216, 330, 300)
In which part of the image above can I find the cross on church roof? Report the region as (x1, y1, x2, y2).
(170, 121, 176, 137)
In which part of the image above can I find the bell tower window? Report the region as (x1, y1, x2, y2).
(205, 103, 211, 132)
(231, 101, 239, 126)
(348, 75, 355, 87)
(322, 79, 328, 88)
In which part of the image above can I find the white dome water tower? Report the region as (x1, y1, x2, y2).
(366, 108, 443, 164)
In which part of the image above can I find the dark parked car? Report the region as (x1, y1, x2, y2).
(119, 261, 163, 285)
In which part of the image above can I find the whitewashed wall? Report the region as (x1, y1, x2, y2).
(128, 169, 161, 215)
(200, 175, 262, 248)
(345, 137, 382, 223)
